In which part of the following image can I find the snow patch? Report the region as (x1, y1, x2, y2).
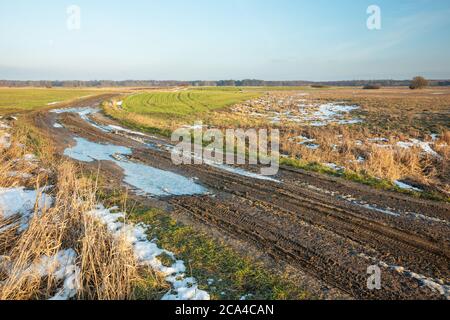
(358, 253, 449, 299)
(324, 163, 345, 171)
(394, 180, 423, 193)
(289, 135, 320, 150)
(308, 185, 448, 225)
(53, 123, 64, 128)
(0, 187, 54, 231)
(396, 139, 441, 159)
(89, 205, 210, 300)
(0, 122, 11, 129)
(0, 132, 12, 149)
(57, 107, 278, 183)
(109, 125, 147, 137)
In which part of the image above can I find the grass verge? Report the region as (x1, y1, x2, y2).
(281, 157, 449, 202)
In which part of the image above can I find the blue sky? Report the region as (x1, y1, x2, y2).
(1, 0, 449, 81)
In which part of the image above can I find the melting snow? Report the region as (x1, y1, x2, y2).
(64, 137, 207, 197)
(289, 135, 320, 149)
(108, 125, 147, 137)
(394, 181, 423, 193)
(0, 122, 11, 129)
(324, 163, 345, 171)
(89, 205, 210, 300)
(368, 138, 389, 143)
(51, 107, 112, 132)
(0, 132, 11, 149)
(44, 250, 80, 300)
(53, 107, 151, 138)
(53, 123, 64, 128)
(56, 107, 279, 183)
(396, 139, 441, 159)
(10, 249, 80, 300)
(203, 158, 280, 183)
(309, 185, 447, 225)
(0, 187, 54, 231)
(358, 253, 450, 299)
(236, 99, 362, 127)
(314, 103, 359, 119)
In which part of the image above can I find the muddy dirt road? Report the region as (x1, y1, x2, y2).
(32, 96, 450, 300)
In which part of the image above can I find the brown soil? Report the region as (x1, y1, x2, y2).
(31, 96, 450, 300)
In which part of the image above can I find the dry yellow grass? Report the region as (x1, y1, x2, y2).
(0, 160, 142, 300)
(103, 88, 449, 196)
(0, 121, 158, 300)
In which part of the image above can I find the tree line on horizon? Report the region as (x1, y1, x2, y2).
(0, 78, 449, 88)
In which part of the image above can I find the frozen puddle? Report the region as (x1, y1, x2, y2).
(89, 205, 210, 300)
(54, 107, 279, 183)
(64, 137, 207, 197)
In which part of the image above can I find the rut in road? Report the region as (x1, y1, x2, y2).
(31, 98, 450, 300)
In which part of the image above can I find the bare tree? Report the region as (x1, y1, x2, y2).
(410, 76, 428, 90)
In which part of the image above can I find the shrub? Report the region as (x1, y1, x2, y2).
(409, 76, 428, 90)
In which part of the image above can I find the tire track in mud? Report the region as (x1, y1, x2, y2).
(31, 100, 450, 300)
(169, 196, 442, 300)
(197, 169, 449, 261)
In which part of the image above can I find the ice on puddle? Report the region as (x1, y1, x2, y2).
(64, 137, 207, 197)
(57, 107, 278, 183)
(64, 137, 131, 162)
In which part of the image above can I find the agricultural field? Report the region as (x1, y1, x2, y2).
(105, 87, 450, 200)
(0, 88, 114, 115)
(0, 90, 312, 301)
(1, 86, 449, 301)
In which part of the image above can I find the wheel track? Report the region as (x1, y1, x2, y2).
(131, 144, 449, 277)
(33, 104, 450, 299)
(192, 165, 449, 277)
(170, 196, 440, 300)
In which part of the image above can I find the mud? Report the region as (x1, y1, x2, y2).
(31, 96, 450, 300)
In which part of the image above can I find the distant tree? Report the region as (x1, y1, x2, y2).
(410, 76, 428, 90)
